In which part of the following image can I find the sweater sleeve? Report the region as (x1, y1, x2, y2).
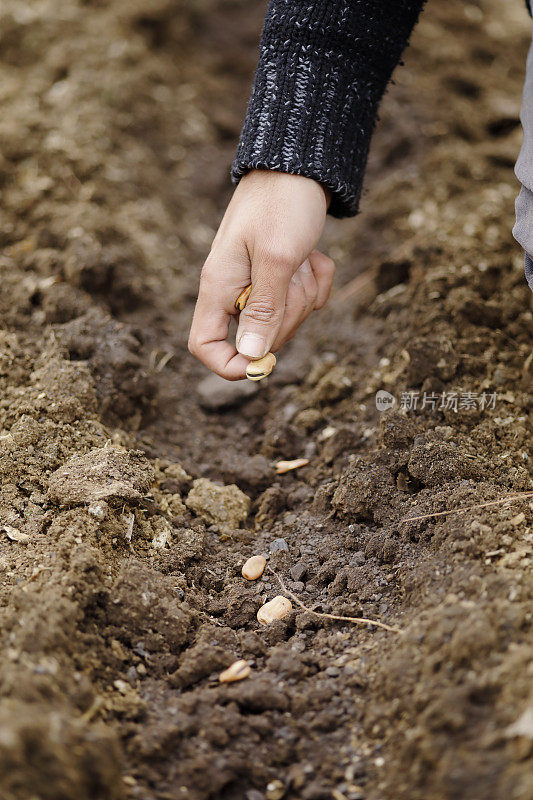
(231, 0, 426, 218)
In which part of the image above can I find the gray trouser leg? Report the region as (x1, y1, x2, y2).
(513, 26, 533, 290)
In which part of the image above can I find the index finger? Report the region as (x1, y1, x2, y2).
(189, 280, 251, 381)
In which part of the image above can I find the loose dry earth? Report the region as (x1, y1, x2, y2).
(0, 1, 532, 799)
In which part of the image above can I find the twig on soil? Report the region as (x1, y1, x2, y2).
(267, 567, 401, 634)
(401, 491, 533, 523)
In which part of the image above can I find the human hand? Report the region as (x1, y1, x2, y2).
(188, 170, 334, 380)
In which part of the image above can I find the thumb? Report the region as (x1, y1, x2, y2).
(236, 254, 294, 360)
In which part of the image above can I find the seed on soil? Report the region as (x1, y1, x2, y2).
(218, 659, 251, 683)
(274, 458, 309, 474)
(2, 526, 29, 544)
(235, 283, 252, 311)
(257, 595, 292, 625)
(246, 352, 276, 381)
(242, 555, 267, 580)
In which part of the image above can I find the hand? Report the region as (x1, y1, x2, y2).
(188, 170, 334, 380)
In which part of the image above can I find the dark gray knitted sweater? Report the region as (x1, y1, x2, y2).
(232, 0, 531, 218)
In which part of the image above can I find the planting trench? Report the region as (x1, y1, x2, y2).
(0, 0, 532, 798)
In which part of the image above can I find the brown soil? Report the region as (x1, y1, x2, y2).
(0, 1, 532, 799)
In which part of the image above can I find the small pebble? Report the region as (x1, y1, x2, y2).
(126, 666, 137, 683)
(325, 666, 340, 677)
(274, 458, 309, 474)
(290, 561, 308, 582)
(269, 538, 289, 554)
(88, 502, 108, 519)
(246, 791, 264, 800)
(242, 555, 267, 581)
(219, 659, 251, 683)
(257, 596, 292, 625)
(197, 372, 258, 410)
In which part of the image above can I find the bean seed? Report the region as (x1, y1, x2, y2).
(242, 555, 267, 580)
(235, 284, 252, 311)
(246, 352, 276, 381)
(257, 595, 292, 625)
(219, 659, 251, 683)
(274, 458, 309, 474)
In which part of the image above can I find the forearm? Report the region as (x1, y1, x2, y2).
(232, 0, 426, 218)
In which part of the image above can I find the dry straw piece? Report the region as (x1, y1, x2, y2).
(257, 595, 293, 625)
(219, 659, 251, 683)
(242, 555, 267, 580)
(269, 568, 401, 634)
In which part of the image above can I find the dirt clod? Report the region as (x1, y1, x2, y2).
(185, 477, 251, 531)
(48, 447, 154, 507)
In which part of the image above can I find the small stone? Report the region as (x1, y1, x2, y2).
(290, 561, 308, 582)
(506, 706, 533, 739)
(257, 596, 292, 625)
(246, 791, 264, 800)
(325, 666, 340, 677)
(510, 512, 526, 527)
(219, 659, 251, 683)
(88, 502, 108, 519)
(265, 779, 286, 800)
(293, 408, 322, 431)
(126, 666, 137, 683)
(313, 366, 352, 404)
(2, 526, 29, 544)
(319, 425, 337, 441)
(269, 538, 289, 554)
(186, 478, 251, 532)
(242, 555, 267, 580)
(197, 373, 258, 411)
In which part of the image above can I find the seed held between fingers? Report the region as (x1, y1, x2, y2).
(235, 284, 252, 311)
(257, 595, 292, 625)
(219, 659, 251, 683)
(246, 352, 276, 381)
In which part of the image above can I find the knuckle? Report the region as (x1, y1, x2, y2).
(188, 335, 200, 357)
(243, 296, 279, 324)
(200, 259, 215, 283)
(260, 244, 297, 272)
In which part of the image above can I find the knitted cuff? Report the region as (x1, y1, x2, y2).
(232, 0, 425, 218)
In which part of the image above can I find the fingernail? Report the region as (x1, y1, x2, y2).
(299, 259, 312, 273)
(237, 332, 267, 359)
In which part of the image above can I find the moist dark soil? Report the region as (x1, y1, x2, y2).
(0, 1, 532, 799)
